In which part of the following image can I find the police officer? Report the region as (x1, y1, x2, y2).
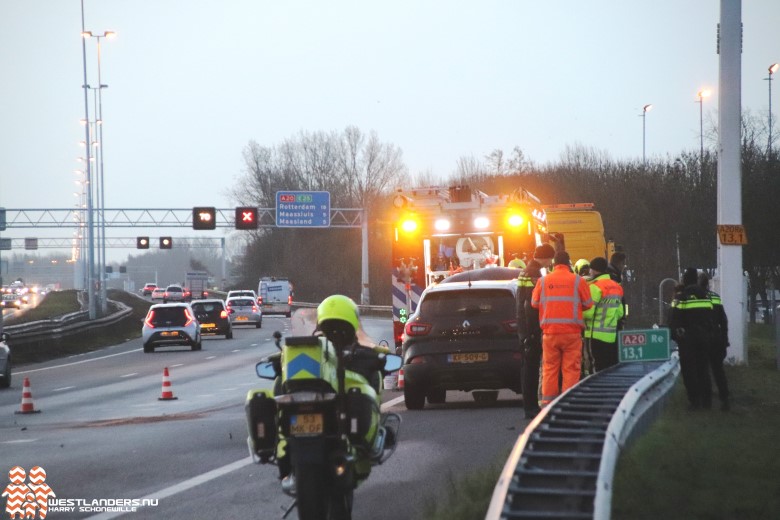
(508, 253, 527, 269)
(574, 258, 591, 277)
(516, 244, 555, 418)
(669, 268, 715, 410)
(583, 257, 624, 372)
(698, 272, 730, 411)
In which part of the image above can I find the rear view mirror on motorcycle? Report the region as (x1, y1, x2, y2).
(383, 354, 403, 373)
(256, 361, 276, 380)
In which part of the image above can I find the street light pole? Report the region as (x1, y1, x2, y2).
(79, 0, 96, 320)
(767, 63, 779, 155)
(697, 89, 711, 165)
(84, 30, 114, 315)
(642, 104, 653, 166)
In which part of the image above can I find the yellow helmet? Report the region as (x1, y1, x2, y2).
(574, 258, 590, 275)
(317, 295, 360, 333)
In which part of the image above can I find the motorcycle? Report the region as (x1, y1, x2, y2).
(246, 309, 402, 520)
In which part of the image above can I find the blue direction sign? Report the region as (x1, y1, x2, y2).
(275, 191, 330, 228)
(618, 328, 671, 362)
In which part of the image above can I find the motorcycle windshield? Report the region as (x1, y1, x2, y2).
(289, 307, 378, 348)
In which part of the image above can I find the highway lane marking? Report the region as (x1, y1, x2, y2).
(14, 348, 141, 375)
(231, 349, 241, 352)
(120, 373, 138, 378)
(0, 439, 38, 444)
(205, 356, 217, 360)
(53, 386, 76, 391)
(170, 364, 184, 368)
(87, 394, 407, 519)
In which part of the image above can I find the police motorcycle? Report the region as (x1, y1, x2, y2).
(246, 295, 403, 520)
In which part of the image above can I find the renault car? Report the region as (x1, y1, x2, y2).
(400, 279, 522, 409)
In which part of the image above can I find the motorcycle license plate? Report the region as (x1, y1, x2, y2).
(290, 413, 323, 436)
(448, 352, 488, 363)
(161, 331, 179, 337)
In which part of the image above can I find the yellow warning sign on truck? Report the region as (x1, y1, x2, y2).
(717, 225, 748, 245)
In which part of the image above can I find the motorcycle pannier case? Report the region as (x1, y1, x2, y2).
(246, 391, 277, 459)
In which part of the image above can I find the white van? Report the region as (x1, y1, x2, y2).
(257, 277, 293, 317)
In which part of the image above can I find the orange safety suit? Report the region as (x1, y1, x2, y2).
(531, 264, 593, 406)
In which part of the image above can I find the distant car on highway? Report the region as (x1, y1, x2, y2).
(0, 332, 11, 388)
(141, 303, 201, 353)
(163, 284, 185, 303)
(400, 279, 521, 410)
(1, 293, 23, 309)
(141, 283, 158, 296)
(190, 299, 233, 339)
(226, 296, 262, 328)
(151, 287, 165, 300)
(227, 289, 259, 305)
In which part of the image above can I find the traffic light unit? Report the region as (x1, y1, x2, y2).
(136, 237, 150, 249)
(193, 207, 217, 230)
(235, 206, 258, 230)
(160, 237, 173, 249)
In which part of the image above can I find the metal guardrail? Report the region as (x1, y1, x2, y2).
(486, 356, 680, 520)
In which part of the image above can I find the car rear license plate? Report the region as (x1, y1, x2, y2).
(201, 323, 215, 328)
(236, 316, 248, 321)
(161, 331, 179, 337)
(448, 352, 488, 363)
(290, 413, 323, 436)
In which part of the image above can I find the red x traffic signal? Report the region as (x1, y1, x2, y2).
(235, 206, 258, 230)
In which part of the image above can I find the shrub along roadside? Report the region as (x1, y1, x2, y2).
(611, 324, 780, 519)
(8, 289, 151, 365)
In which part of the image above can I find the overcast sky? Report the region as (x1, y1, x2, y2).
(1, 1, 778, 262)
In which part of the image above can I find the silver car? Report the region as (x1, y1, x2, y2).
(141, 303, 202, 353)
(0, 332, 11, 388)
(226, 296, 262, 328)
(163, 284, 185, 303)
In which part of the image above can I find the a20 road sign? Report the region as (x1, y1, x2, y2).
(618, 328, 671, 362)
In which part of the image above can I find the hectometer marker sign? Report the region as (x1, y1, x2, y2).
(618, 328, 671, 362)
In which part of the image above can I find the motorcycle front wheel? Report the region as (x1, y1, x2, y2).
(295, 464, 353, 520)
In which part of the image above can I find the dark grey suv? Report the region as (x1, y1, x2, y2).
(401, 280, 522, 410)
(191, 299, 233, 339)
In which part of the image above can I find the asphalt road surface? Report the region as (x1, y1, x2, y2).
(0, 316, 530, 520)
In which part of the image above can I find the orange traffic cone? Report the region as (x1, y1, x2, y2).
(397, 367, 405, 390)
(15, 377, 41, 414)
(158, 367, 178, 401)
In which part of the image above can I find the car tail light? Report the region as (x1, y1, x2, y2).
(502, 320, 518, 333)
(204, 291, 209, 297)
(252, 305, 259, 312)
(288, 295, 292, 305)
(144, 311, 156, 329)
(184, 308, 195, 327)
(220, 310, 228, 319)
(258, 296, 263, 305)
(404, 321, 431, 336)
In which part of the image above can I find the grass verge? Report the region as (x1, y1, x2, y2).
(9, 289, 151, 365)
(416, 451, 508, 520)
(4, 290, 82, 325)
(612, 323, 780, 519)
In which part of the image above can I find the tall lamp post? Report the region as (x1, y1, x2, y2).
(78, 1, 96, 319)
(697, 89, 712, 165)
(641, 104, 653, 166)
(83, 30, 114, 315)
(767, 63, 779, 155)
